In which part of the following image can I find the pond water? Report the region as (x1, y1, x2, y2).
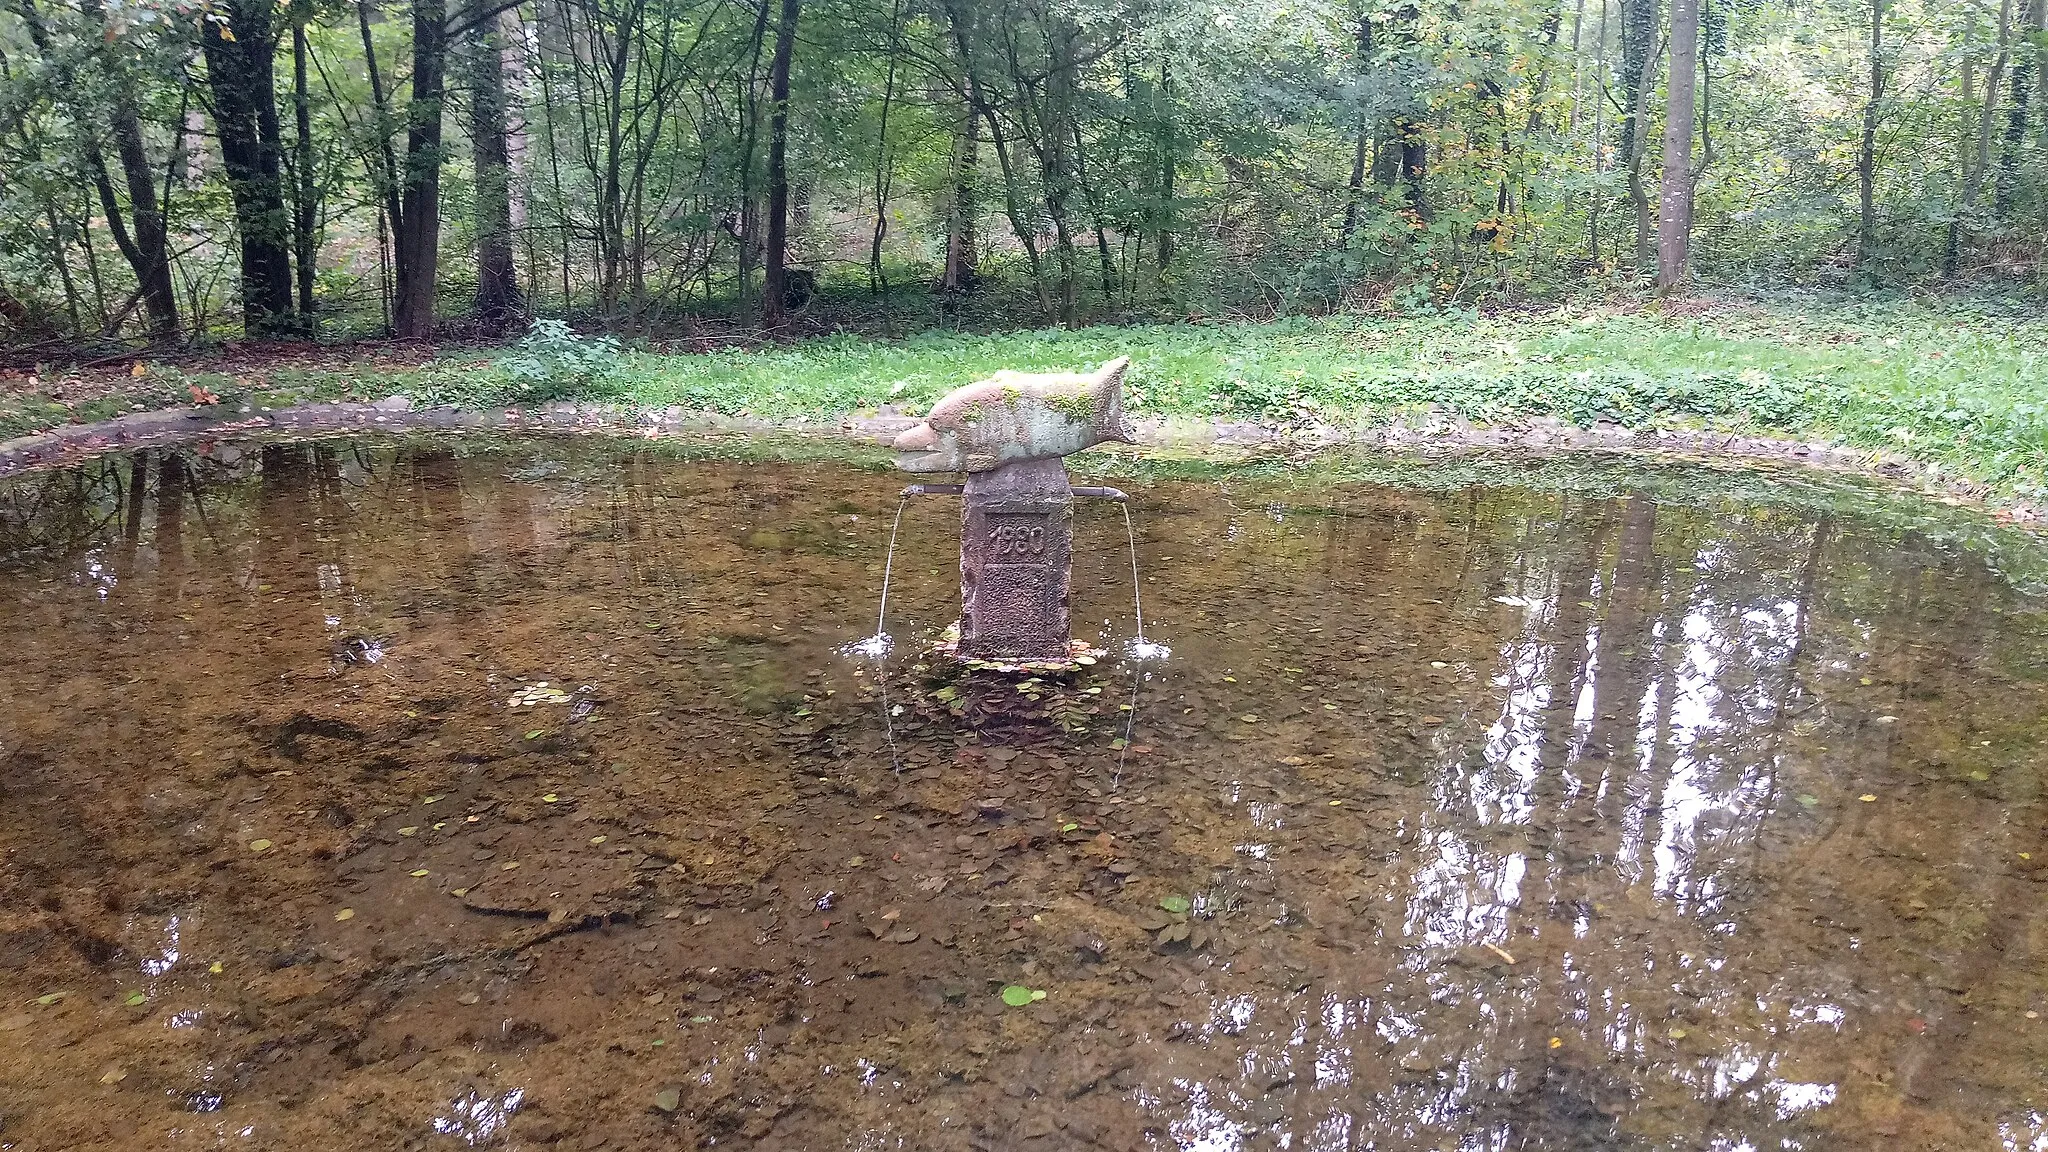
(1, 438, 2045, 1152)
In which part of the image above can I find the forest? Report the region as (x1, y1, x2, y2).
(0, 0, 2044, 346)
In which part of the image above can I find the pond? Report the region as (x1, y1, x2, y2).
(0, 437, 2044, 1151)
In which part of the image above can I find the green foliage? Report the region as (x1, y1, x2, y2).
(422, 319, 626, 408)
(592, 299, 2048, 493)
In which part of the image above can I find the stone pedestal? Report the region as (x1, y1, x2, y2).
(959, 458, 1074, 661)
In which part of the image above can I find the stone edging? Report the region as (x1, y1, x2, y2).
(0, 397, 2038, 527)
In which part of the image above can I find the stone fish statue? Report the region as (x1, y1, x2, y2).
(892, 357, 1136, 474)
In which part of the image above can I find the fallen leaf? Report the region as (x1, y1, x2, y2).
(1000, 985, 1038, 1007)
(123, 992, 146, 1007)
(248, 839, 272, 852)
(334, 908, 356, 921)
(1858, 794, 1877, 803)
(652, 1087, 681, 1113)
(33, 992, 69, 1006)
(99, 1065, 127, 1085)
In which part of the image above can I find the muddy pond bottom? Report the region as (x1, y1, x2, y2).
(1, 439, 2046, 1152)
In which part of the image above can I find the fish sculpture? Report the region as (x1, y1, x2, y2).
(892, 357, 1137, 474)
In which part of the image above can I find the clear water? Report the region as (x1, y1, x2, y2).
(0, 438, 2044, 1151)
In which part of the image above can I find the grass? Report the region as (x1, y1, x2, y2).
(5, 295, 2046, 499)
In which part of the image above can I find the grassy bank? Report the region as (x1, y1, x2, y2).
(5, 297, 2045, 498)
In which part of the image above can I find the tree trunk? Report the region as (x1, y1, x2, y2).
(1617, 0, 1660, 266)
(1387, 0, 1429, 218)
(943, 101, 979, 294)
(1342, 11, 1373, 238)
(869, 0, 903, 296)
(392, 0, 448, 338)
(760, 0, 800, 326)
(1995, 0, 2035, 214)
(1156, 57, 1174, 270)
(1588, 0, 1610, 261)
(1857, 0, 1885, 266)
(468, 7, 525, 331)
(70, 0, 180, 336)
(734, 0, 772, 319)
(292, 21, 317, 325)
(200, 0, 297, 334)
(1656, 0, 1698, 292)
(940, 0, 1045, 311)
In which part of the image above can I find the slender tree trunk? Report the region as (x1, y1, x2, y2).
(869, 0, 903, 295)
(392, 0, 448, 338)
(1951, 2, 2008, 273)
(1857, 0, 1886, 266)
(1617, 0, 1660, 266)
(943, 101, 979, 295)
(940, 0, 1045, 311)
(734, 0, 771, 318)
(1656, 0, 1698, 292)
(1589, 0, 1610, 262)
(200, 0, 297, 334)
(1995, 0, 2036, 214)
(1389, 0, 1430, 218)
(468, 7, 525, 331)
(292, 21, 317, 325)
(1156, 57, 1174, 270)
(21, 0, 181, 337)
(1343, 11, 1373, 238)
(1068, 119, 1114, 299)
(760, 0, 800, 326)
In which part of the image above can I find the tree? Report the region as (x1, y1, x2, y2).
(467, 6, 523, 331)
(200, 0, 300, 333)
(1616, 0, 1662, 266)
(1857, 0, 1887, 267)
(391, 0, 449, 337)
(760, 0, 799, 325)
(1656, 0, 1699, 290)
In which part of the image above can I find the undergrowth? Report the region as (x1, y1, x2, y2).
(5, 298, 2043, 498)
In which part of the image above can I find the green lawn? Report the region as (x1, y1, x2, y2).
(8, 297, 2046, 498)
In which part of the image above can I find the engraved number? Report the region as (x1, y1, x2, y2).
(988, 524, 1047, 556)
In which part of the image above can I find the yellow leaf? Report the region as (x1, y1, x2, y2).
(218, 23, 235, 40)
(247, 838, 272, 852)
(1548, 1037, 1563, 1049)
(130, 362, 146, 377)
(334, 908, 355, 921)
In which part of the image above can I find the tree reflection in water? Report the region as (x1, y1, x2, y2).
(0, 440, 2041, 1152)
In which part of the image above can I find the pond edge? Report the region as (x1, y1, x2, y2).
(1, 397, 2039, 530)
